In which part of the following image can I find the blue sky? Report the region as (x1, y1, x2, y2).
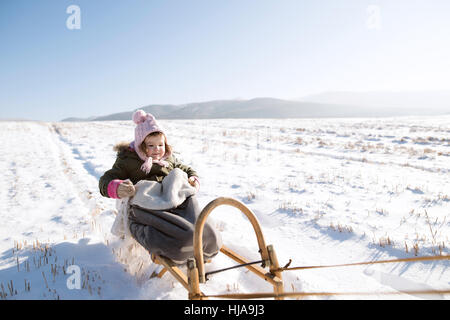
(1, 0, 450, 121)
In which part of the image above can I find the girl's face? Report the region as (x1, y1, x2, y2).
(144, 133, 166, 160)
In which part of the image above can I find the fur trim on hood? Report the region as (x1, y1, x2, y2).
(113, 141, 132, 154)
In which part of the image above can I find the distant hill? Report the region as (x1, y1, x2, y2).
(60, 116, 97, 122)
(61, 94, 450, 121)
(62, 105, 184, 122)
(298, 90, 450, 113)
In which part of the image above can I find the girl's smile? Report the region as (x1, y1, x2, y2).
(144, 133, 166, 160)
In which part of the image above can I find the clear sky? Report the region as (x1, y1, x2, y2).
(1, 0, 450, 121)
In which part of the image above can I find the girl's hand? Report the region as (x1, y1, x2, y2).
(188, 176, 200, 190)
(117, 179, 136, 198)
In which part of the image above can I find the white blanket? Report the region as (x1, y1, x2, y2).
(131, 168, 197, 210)
(111, 168, 197, 238)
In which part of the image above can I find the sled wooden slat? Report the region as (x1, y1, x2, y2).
(220, 245, 278, 286)
(153, 255, 190, 291)
(155, 267, 167, 278)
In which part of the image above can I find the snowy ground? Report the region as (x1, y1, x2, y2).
(0, 116, 449, 300)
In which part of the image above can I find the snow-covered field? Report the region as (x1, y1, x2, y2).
(0, 116, 449, 300)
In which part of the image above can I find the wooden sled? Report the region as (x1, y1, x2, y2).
(151, 197, 284, 300)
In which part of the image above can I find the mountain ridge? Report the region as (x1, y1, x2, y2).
(61, 93, 450, 121)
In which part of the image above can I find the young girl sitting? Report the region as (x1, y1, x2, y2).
(99, 110, 221, 264)
(99, 109, 199, 199)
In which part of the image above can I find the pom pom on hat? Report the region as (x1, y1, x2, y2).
(133, 109, 150, 124)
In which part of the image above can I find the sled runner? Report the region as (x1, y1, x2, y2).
(151, 197, 284, 300)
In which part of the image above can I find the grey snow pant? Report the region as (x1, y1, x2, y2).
(128, 195, 222, 265)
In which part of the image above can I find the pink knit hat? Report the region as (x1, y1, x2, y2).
(132, 110, 171, 173)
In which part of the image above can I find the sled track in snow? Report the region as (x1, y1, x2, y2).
(48, 123, 105, 219)
(51, 124, 103, 180)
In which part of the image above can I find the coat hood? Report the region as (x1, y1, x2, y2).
(113, 141, 133, 154)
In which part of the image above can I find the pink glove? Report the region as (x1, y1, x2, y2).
(107, 179, 135, 199)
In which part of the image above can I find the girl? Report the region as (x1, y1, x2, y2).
(99, 110, 220, 264)
(99, 109, 199, 199)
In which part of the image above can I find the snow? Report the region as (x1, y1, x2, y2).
(0, 116, 449, 300)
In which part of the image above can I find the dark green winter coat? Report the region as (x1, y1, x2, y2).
(99, 142, 198, 198)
